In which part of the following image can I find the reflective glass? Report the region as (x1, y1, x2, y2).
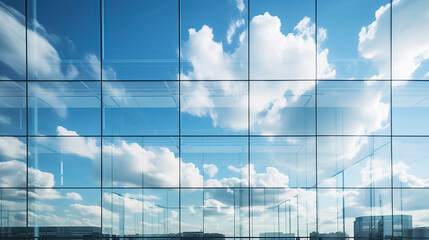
(251, 188, 316, 238)
(103, 81, 179, 135)
(102, 188, 179, 237)
(28, 81, 101, 136)
(0, 0, 26, 80)
(27, 0, 101, 80)
(181, 188, 248, 237)
(250, 81, 315, 135)
(0, 81, 26, 135)
(103, 137, 179, 188)
(103, 0, 178, 80)
(180, 0, 247, 80)
(317, 80, 391, 135)
(393, 81, 429, 135)
(392, 137, 429, 188)
(28, 137, 101, 188)
(318, 188, 392, 238)
(317, 0, 390, 80)
(317, 136, 391, 188)
(250, 0, 316, 80)
(181, 137, 248, 188)
(181, 81, 248, 135)
(393, 189, 429, 238)
(0, 189, 27, 231)
(251, 137, 315, 188)
(393, 0, 429, 80)
(28, 189, 101, 230)
(0, 136, 26, 187)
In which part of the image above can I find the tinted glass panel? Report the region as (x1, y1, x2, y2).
(0, 137, 26, 187)
(28, 81, 101, 136)
(103, 0, 178, 80)
(0, 81, 26, 135)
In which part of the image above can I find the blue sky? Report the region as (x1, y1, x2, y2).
(1, 0, 429, 237)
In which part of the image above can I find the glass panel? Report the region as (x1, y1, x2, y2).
(0, 189, 27, 232)
(318, 188, 392, 238)
(250, 81, 315, 135)
(0, 136, 26, 187)
(27, 0, 101, 80)
(251, 188, 316, 238)
(28, 137, 101, 188)
(180, 0, 247, 80)
(317, 136, 391, 188)
(0, 0, 26, 80)
(103, 81, 179, 135)
(318, 0, 390, 80)
(393, 0, 429, 80)
(393, 189, 429, 238)
(250, 0, 316, 80)
(181, 137, 248, 188)
(0, 81, 26, 135)
(28, 81, 101, 136)
(103, 0, 178, 80)
(103, 137, 179, 188)
(181, 188, 248, 237)
(251, 137, 315, 188)
(102, 188, 179, 237)
(393, 81, 429, 135)
(317, 80, 391, 135)
(181, 81, 248, 135)
(393, 137, 429, 188)
(28, 189, 101, 237)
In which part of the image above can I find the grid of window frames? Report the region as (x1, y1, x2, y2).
(0, 0, 429, 239)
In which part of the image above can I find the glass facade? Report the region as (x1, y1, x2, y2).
(1, 0, 429, 239)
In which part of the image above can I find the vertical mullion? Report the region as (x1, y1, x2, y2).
(390, 0, 394, 238)
(247, 0, 251, 238)
(100, 0, 104, 236)
(178, 0, 182, 237)
(25, 0, 29, 238)
(315, 0, 319, 237)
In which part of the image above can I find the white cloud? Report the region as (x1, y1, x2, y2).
(0, 136, 26, 159)
(394, 161, 429, 187)
(235, 0, 245, 12)
(203, 163, 218, 178)
(226, 19, 245, 44)
(359, 0, 429, 79)
(30, 83, 68, 118)
(56, 126, 99, 159)
(65, 192, 83, 201)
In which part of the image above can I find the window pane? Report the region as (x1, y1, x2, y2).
(393, 137, 429, 187)
(251, 137, 315, 188)
(317, 136, 391, 188)
(28, 137, 101, 188)
(27, 0, 101, 80)
(318, 0, 390, 80)
(393, 81, 429, 135)
(393, 189, 429, 238)
(28, 189, 101, 235)
(250, 0, 316, 80)
(318, 188, 392, 238)
(0, 0, 26, 80)
(317, 80, 391, 135)
(103, 0, 178, 80)
(103, 81, 179, 135)
(0, 81, 26, 135)
(180, 0, 247, 80)
(0, 189, 27, 234)
(393, 0, 429, 80)
(103, 137, 179, 188)
(0, 136, 26, 187)
(251, 188, 316, 238)
(181, 137, 248, 188)
(102, 188, 179, 237)
(28, 81, 101, 136)
(250, 81, 315, 135)
(181, 188, 248, 237)
(181, 81, 248, 135)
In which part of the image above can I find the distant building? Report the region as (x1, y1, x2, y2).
(354, 215, 412, 239)
(407, 227, 429, 238)
(259, 232, 295, 240)
(309, 231, 348, 240)
(0, 226, 102, 239)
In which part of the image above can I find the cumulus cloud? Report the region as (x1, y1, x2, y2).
(0, 136, 26, 159)
(203, 163, 218, 178)
(56, 126, 99, 159)
(226, 19, 245, 44)
(235, 0, 245, 12)
(359, 0, 429, 79)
